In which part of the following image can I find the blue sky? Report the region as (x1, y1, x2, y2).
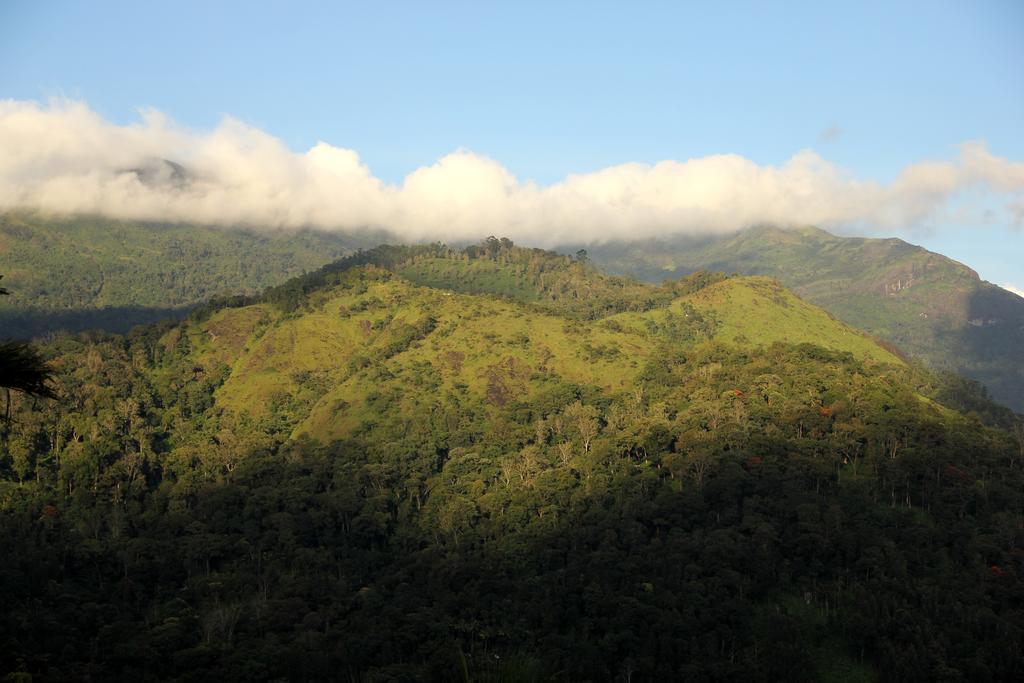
(1, 0, 1022, 287)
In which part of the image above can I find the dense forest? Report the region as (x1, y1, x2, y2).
(1, 241, 1022, 681)
(0, 212, 361, 337)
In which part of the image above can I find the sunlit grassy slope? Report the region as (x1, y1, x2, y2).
(170, 248, 903, 444)
(588, 225, 1024, 411)
(613, 276, 900, 365)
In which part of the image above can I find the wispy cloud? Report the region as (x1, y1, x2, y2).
(1003, 283, 1024, 298)
(2, 99, 1023, 246)
(817, 125, 843, 144)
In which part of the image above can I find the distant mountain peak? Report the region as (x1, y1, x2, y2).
(120, 157, 191, 188)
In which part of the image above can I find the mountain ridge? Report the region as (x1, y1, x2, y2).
(586, 225, 1024, 411)
(3, 213, 1020, 411)
(0, 211, 366, 337)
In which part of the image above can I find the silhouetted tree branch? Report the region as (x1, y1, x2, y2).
(1, 275, 56, 429)
(0, 342, 56, 399)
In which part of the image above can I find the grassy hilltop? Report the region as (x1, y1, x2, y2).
(588, 225, 1024, 411)
(186, 240, 900, 438)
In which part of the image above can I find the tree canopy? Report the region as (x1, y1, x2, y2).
(1, 248, 1022, 681)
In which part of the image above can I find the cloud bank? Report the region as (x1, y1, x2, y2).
(2, 99, 1023, 246)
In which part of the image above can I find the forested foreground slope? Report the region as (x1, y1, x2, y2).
(1, 242, 1023, 681)
(0, 212, 361, 338)
(587, 226, 1024, 412)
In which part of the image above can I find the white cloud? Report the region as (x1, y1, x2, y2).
(1003, 284, 1024, 298)
(2, 98, 1023, 246)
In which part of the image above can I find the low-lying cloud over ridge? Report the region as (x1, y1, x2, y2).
(2, 99, 1023, 246)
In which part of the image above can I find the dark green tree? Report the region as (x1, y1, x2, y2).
(1, 275, 56, 426)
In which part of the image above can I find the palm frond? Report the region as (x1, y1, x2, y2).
(0, 341, 56, 398)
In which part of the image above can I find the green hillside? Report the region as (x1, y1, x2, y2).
(2, 242, 1021, 681)
(5, 214, 1018, 412)
(192, 267, 899, 446)
(587, 226, 1024, 411)
(0, 212, 363, 338)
